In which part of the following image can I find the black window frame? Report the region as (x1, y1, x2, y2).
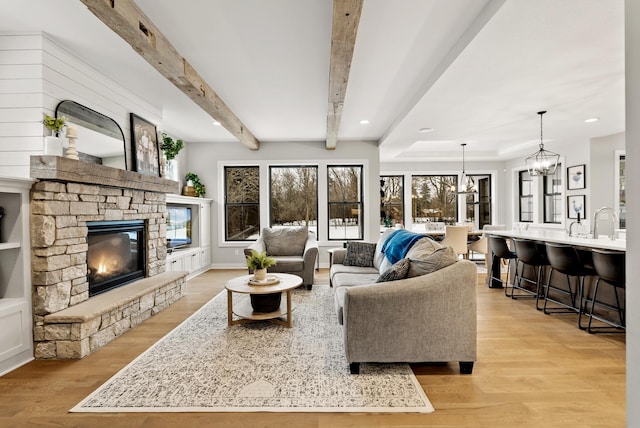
(327, 164, 364, 241)
(543, 164, 562, 224)
(224, 165, 260, 241)
(519, 170, 534, 223)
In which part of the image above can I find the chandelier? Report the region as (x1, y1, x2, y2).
(456, 143, 477, 194)
(525, 110, 560, 176)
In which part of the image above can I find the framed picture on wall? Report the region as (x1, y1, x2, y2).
(130, 113, 160, 177)
(567, 195, 586, 219)
(567, 164, 586, 190)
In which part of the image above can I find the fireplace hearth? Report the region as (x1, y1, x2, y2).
(87, 220, 146, 297)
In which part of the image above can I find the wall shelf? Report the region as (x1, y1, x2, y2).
(0, 242, 20, 251)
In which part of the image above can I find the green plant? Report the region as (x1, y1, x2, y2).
(160, 133, 184, 161)
(42, 114, 66, 135)
(184, 172, 206, 197)
(245, 250, 277, 270)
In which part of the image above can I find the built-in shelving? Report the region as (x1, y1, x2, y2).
(0, 176, 35, 376)
(166, 194, 213, 279)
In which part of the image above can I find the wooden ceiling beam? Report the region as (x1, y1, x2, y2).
(79, 0, 259, 150)
(326, 0, 363, 150)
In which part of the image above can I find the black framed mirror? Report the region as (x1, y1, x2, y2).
(55, 100, 127, 170)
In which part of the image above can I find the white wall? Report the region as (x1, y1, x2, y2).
(0, 32, 162, 178)
(625, 0, 639, 422)
(185, 140, 380, 268)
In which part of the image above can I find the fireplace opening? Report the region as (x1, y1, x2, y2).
(86, 220, 146, 297)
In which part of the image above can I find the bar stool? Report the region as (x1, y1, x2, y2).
(544, 243, 596, 326)
(582, 249, 625, 334)
(488, 236, 518, 294)
(511, 238, 550, 309)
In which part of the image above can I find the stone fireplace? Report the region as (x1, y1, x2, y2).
(30, 156, 187, 359)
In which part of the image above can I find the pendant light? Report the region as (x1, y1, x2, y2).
(525, 110, 560, 176)
(457, 143, 477, 194)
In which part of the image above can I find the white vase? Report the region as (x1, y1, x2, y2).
(253, 268, 267, 281)
(43, 136, 64, 156)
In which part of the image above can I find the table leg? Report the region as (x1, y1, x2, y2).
(227, 290, 233, 326)
(286, 290, 292, 328)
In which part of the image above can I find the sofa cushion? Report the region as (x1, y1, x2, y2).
(376, 258, 410, 282)
(407, 246, 459, 277)
(406, 236, 445, 261)
(267, 256, 304, 273)
(262, 227, 308, 256)
(343, 242, 377, 267)
(330, 264, 378, 282)
(332, 272, 380, 288)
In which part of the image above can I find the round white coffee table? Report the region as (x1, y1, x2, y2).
(225, 273, 302, 328)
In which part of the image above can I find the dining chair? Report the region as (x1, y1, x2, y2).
(441, 225, 469, 259)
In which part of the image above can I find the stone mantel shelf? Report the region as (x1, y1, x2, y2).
(30, 155, 179, 194)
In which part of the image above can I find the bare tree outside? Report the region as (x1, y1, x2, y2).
(328, 165, 363, 240)
(411, 175, 457, 228)
(225, 166, 260, 240)
(380, 176, 404, 227)
(270, 166, 318, 235)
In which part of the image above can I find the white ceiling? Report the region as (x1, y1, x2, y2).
(2, 0, 625, 162)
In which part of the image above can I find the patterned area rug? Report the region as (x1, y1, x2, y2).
(71, 284, 433, 413)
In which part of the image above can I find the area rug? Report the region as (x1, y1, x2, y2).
(71, 284, 433, 413)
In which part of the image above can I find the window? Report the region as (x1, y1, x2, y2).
(224, 166, 260, 240)
(269, 166, 318, 236)
(380, 176, 404, 228)
(519, 170, 533, 222)
(543, 164, 562, 223)
(411, 175, 457, 232)
(466, 174, 492, 229)
(328, 165, 363, 240)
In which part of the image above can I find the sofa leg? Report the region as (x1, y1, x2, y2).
(306, 284, 312, 290)
(459, 361, 474, 374)
(349, 362, 360, 374)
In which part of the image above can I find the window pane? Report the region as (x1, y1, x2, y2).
(270, 166, 318, 236)
(225, 166, 260, 241)
(328, 202, 362, 240)
(519, 170, 533, 223)
(380, 176, 404, 228)
(411, 175, 457, 232)
(543, 165, 562, 224)
(226, 204, 260, 240)
(328, 165, 363, 240)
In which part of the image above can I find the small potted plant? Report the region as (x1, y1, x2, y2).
(43, 114, 66, 136)
(160, 133, 184, 161)
(42, 114, 67, 156)
(184, 172, 206, 197)
(245, 249, 277, 281)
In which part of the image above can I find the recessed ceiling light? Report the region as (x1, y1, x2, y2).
(359, 119, 370, 125)
(213, 120, 221, 126)
(418, 127, 434, 133)
(585, 117, 599, 123)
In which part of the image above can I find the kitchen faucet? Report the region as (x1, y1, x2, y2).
(592, 207, 619, 239)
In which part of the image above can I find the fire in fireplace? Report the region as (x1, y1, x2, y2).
(86, 220, 146, 296)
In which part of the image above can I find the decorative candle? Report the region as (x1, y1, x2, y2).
(66, 124, 77, 138)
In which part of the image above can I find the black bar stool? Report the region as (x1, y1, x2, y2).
(582, 249, 625, 333)
(544, 243, 596, 326)
(511, 238, 550, 309)
(488, 236, 518, 294)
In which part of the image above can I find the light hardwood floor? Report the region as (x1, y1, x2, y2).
(0, 269, 625, 427)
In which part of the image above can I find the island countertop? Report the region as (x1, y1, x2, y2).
(486, 229, 626, 252)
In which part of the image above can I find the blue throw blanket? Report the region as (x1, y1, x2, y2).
(380, 229, 424, 264)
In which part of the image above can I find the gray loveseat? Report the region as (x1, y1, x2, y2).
(331, 230, 477, 374)
(245, 227, 318, 289)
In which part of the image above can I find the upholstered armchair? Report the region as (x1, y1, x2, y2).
(244, 227, 318, 289)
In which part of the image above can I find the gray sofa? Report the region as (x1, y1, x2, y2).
(245, 227, 318, 289)
(330, 230, 477, 374)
